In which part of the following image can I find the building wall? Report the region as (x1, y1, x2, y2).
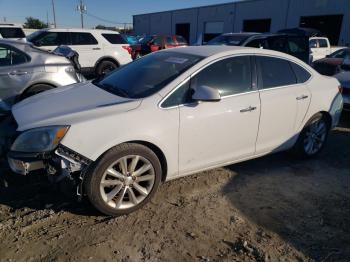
(171, 8, 198, 44)
(133, 0, 350, 46)
(286, 0, 350, 46)
(233, 0, 289, 32)
(197, 3, 236, 42)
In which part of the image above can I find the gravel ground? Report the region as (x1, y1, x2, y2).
(0, 113, 349, 262)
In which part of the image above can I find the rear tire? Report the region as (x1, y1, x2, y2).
(85, 143, 162, 216)
(96, 60, 118, 76)
(292, 113, 330, 158)
(21, 84, 54, 100)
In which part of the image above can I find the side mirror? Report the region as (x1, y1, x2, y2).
(192, 85, 221, 102)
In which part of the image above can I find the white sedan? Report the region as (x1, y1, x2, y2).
(7, 46, 343, 216)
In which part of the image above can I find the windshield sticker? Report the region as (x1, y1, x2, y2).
(165, 57, 189, 64)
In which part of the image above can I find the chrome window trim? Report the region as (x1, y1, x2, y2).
(254, 54, 314, 89)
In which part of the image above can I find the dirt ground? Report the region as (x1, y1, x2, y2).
(0, 113, 349, 262)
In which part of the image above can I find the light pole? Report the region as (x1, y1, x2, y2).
(77, 0, 87, 29)
(51, 0, 57, 28)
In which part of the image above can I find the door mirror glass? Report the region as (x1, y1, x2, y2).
(192, 85, 221, 102)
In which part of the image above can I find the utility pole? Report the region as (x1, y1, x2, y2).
(77, 0, 87, 29)
(51, 0, 57, 28)
(46, 11, 49, 28)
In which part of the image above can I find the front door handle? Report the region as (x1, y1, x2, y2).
(240, 106, 257, 113)
(296, 95, 309, 100)
(9, 70, 28, 76)
(92, 47, 101, 50)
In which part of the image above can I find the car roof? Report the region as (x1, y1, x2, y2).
(163, 45, 292, 58)
(35, 28, 121, 34)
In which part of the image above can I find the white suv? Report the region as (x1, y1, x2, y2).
(26, 28, 132, 76)
(0, 23, 26, 40)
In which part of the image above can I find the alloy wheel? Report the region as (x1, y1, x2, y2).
(303, 118, 327, 155)
(99, 155, 155, 210)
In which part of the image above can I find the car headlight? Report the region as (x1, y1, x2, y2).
(11, 126, 69, 152)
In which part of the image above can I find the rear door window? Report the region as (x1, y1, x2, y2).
(257, 56, 297, 89)
(102, 34, 127, 44)
(0, 44, 29, 66)
(71, 32, 98, 45)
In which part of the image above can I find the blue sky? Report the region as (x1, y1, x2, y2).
(0, 0, 233, 28)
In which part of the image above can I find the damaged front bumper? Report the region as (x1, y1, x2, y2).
(7, 151, 45, 175)
(7, 145, 92, 196)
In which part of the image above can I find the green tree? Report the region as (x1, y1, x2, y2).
(23, 17, 47, 29)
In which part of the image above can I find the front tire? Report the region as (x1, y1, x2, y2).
(96, 60, 118, 76)
(85, 143, 162, 216)
(293, 113, 329, 158)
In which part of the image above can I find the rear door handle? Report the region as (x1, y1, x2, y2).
(92, 47, 101, 50)
(296, 95, 309, 100)
(240, 106, 257, 113)
(9, 70, 28, 76)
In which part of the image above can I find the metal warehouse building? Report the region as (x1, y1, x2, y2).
(133, 0, 350, 46)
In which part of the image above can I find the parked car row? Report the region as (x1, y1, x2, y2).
(2, 45, 343, 216)
(129, 35, 188, 60)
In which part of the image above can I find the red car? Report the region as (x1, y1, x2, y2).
(130, 35, 188, 60)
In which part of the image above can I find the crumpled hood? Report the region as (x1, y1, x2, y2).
(12, 82, 141, 131)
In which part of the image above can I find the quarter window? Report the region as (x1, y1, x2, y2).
(191, 56, 252, 97)
(71, 32, 98, 45)
(162, 80, 192, 108)
(0, 44, 29, 66)
(290, 62, 311, 83)
(102, 34, 127, 44)
(257, 56, 297, 89)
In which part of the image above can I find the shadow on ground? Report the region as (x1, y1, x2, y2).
(222, 112, 350, 260)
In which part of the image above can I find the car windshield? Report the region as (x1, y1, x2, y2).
(329, 49, 350, 59)
(26, 30, 43, 42)
(207, 35, 251, 46)
(94, 51, 203, 99)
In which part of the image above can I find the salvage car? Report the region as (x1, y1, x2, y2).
(6, 46, 343, 216)
(0, 40, 82, 115)
(312, 48, 350, 76)
(130, 35, 188, 60)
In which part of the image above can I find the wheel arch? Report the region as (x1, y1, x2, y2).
(20, 82, 57, 99)
(126, 140, 168, 182)
(94, 56, 120, 70)
(93, 140, 169, 183)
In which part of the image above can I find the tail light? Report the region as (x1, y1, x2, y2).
(122, 45, 132, 54)
(338, 85, 343, 94)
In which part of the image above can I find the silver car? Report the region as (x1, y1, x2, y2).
(0, 39, 81, 115)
